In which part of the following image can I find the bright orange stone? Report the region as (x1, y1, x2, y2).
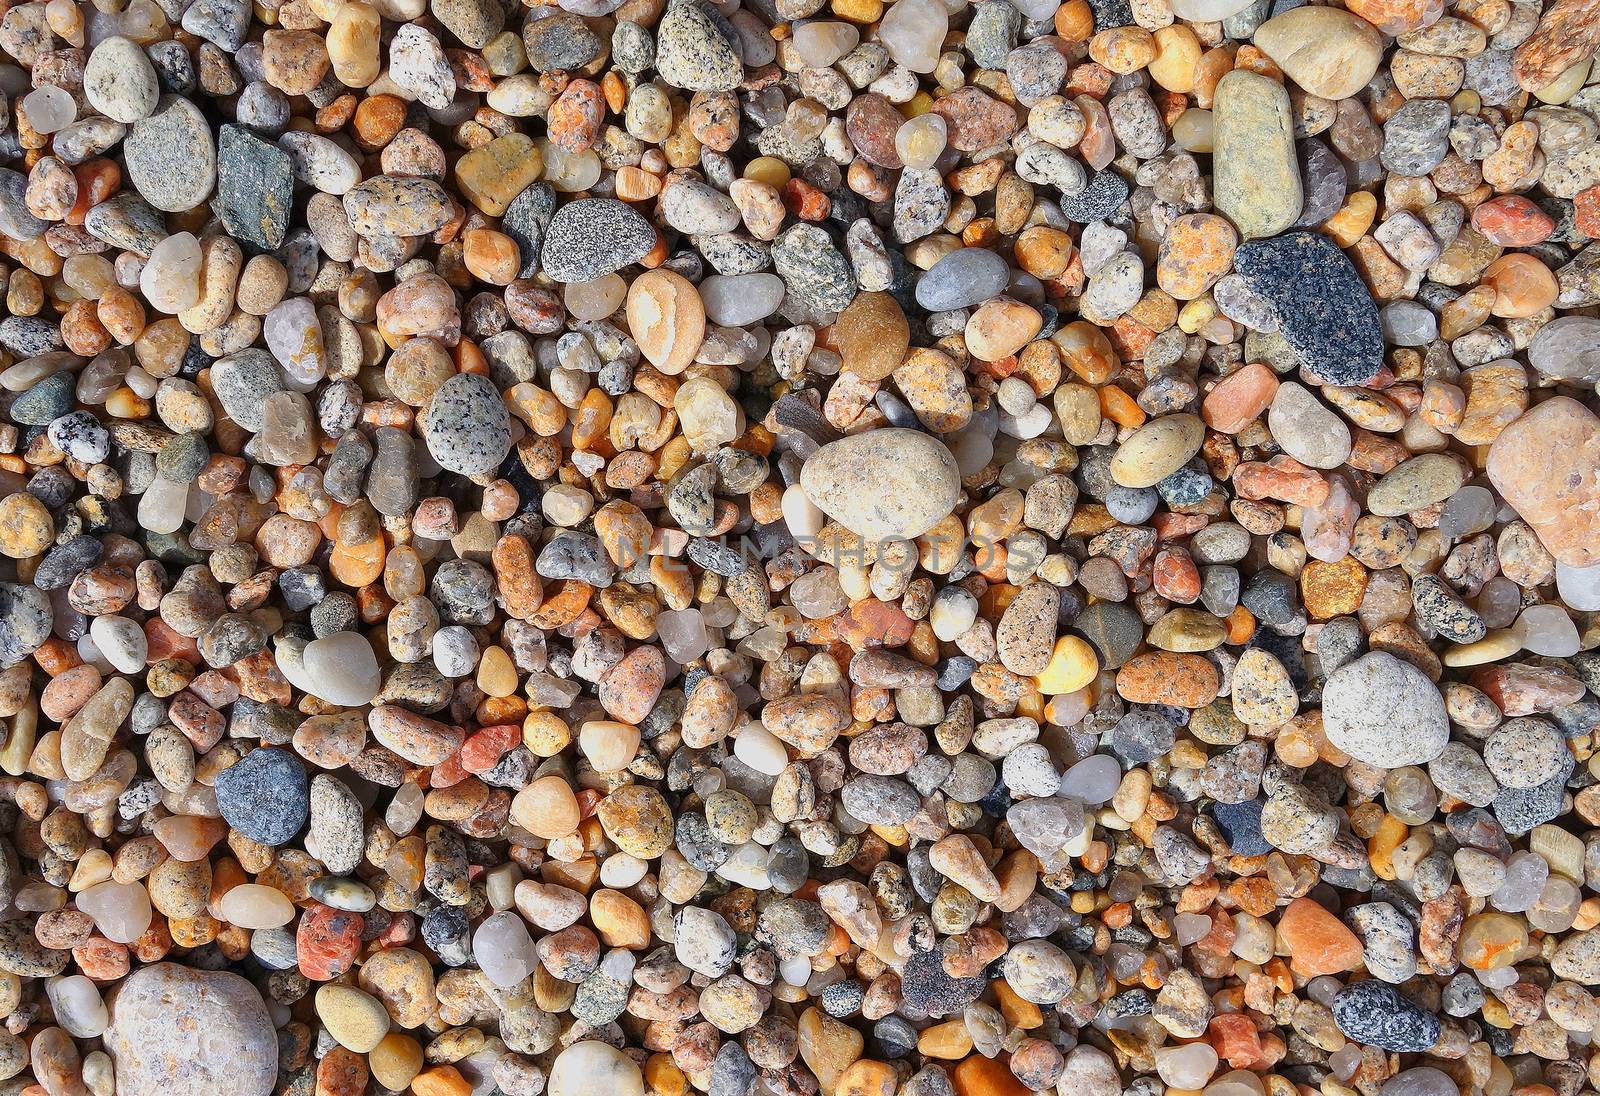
(1277, 897, 1361, 976)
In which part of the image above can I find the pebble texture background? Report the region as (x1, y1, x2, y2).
(0, 1, 1595, 1096)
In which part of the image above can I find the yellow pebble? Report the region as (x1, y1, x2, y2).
(1323, 191, 1377, 248)
(1442, 629, 1521, 667)
(743, 156, 791, 187)
(1036, 635, 1098, 695)
(476, 644, 517, 697)
(831, 0, 883, 21)
(1177, 297, 1216, 334)
(369, 1033, 423, 1091)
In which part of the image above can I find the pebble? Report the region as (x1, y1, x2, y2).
(1234, 231, 1385, 384)
(800, 428, 960, 539)
(540, 198, 656, 282)
(123, 96, 216, 213)
(1212, 71, 1302, 239)
(104, 964, 277, 1096)
(1322, 652, 1451, 766)
(214, 748, 310, 846)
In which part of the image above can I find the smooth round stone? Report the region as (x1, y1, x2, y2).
(300, 631, 382, 706)
(1057, 754, 1121, 805)
(1556, 562, 1600, 612)
(315, 984, 391, 1053)
(214, 747, 309, 846)
(1529, 315, 1600, 383)
(75, 880, 152, 944)
(1321, 651, 1450, 767)
(48, 976, 108, 1039)
(217, 883, 297, 929)
(548, 1042, 645, 1096)
(21, 85, 75, 132)
(916, 248, 1011, 311)
(800, 428, 961, 540)
(124, 95, 216, 213)
(1514, 604, 1580, 657)
(140, 231, 202, 315)
(309, 875, 376, 911)
(1253, 8, 1384, 100)
(1109, 414, 1205, 488)
(792, 20, 858, 66)
(84, 36, 159, 122)
(896, 113, 948, 170)
(700, 273, 785, 326)
(425, 372, 512, 476)
(878, 0, 947, 72)
(1268, 382, 1351, 469)
(1156, 1043, 1218, 1089)
(732, 724, 788, 776)
(88, 615, 146, 674)
(539, 197, 655, 281)
(105, 965, 277, 1096)
(474, 910, 537, 986)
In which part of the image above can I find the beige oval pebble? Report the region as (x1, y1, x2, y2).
(1109, 414, 1206, 488)
(625, 269, 705, 376)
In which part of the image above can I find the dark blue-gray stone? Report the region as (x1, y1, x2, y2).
(217, 124, 293, 251)
(1332, 981, 1441, 1052)
(9, 372, 75, 426)
(1212, 799, 1270, 857)
(1060, 169, 1130, 223)
(1234, 232, 1384, 385)
(539, 198, 654, 282)
(214, 747, 309, 846)
(503, 182, 555, 279)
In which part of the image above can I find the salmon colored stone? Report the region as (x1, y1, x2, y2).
(1208, 1013, 1264, 1068)
(1115, 652, 1220, 708)
(1277, 897, 1361, 976)
(1201, 363, 1279, 434)
(1471, 196, 1554, 246)
(1486, 397, 1600, 566)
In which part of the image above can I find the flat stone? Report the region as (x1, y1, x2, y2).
(1486, 396, 1600, 567)
(1234, 231, 1384, 384)
(540, 198, 656, 282)
(1321, 651, 1450, 767)
(216, 124, 293, 251)
(124, 95, 216, 213)
(1212, 70, 1302, 239)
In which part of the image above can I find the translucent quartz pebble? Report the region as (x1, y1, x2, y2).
(473, 910, 536, 986)
(896, 114, 948, 171)
(136, 476, 188, 535)
(1005, 797, 1085, 870)
(656, 608, 709, 663)
(1514, 604, 1581, 657)
(563, 274, 626, 320)
(1010, 0, 1060, 18)
(1490, 850, 1548, 912)
(47, 976, 108, 1038)
(139, 232, 202, 314)
(1204, 1068, 1264, 1096)
(792, 21, 858, 67)
(535, 139, 601, 192)
(1380, 1067, 1461, 1096)
(1057, 754, 1121, 804)
(385, 781, 425, 835)
(1155, 1043, 1217, 1089)
(300, 631, 382, 706)
(878, 0, 946, 72)
(1301, 474, 1357, 562)
(732, 723, 787, 776)
(1475, 575, 1523, 629)
(1438, 485, 1496, 541)
(217, 883, 297, 929)
(1556, 562, 1600, 612)
(1527, 874, 1581, 933)
(75, 880, 153, 944)
(1528, 315, 1600, 383)
(700, 274, 785, 326)
(1174, 911, 1213, 945)
(264, 297, 327, 386)
(22, 86, 75, 132)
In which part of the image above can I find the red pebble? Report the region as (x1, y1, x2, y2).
(1470, 195, 1554, 246)
(1575, 185, 1600, 238)
(460, 724, 520, 773)
(297, 903, 364, 980)
(1151, 545, 1201, 604)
